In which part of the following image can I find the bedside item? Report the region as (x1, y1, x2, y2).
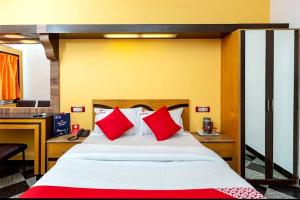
(202, 117, 213, 134)
(197, 130, 220, 136)
(52, 113, 70, 137)
(68, 129, 90, 141)
(71, 124, 80, 134)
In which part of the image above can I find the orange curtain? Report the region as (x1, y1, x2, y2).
(0, 53, 20, 100)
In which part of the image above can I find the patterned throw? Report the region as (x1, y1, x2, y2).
(217, 188, 265, 199)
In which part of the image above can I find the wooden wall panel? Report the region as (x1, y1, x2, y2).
(221, 30, 241, 174)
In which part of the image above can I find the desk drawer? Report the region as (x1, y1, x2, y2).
(47, 143, 77, 158)
(202, 142, 233, 158)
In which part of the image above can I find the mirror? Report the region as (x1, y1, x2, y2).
(243, 30, 296, 181)
(0, 43, 50, 107)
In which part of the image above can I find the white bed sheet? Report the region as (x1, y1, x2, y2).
(33, 133, 253, 191)
(83, 131, 202, 147)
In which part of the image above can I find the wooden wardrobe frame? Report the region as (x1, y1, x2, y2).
(221, 29, 299, 184)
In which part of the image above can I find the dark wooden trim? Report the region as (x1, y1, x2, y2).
(246, 145, 295, 179)
(45, 24, 289, 33)
(39, 33, 59, 61)
(223, 157, 233, 161)
(48, 158, 59, 161)
(0, 25, 37, 34)
(93, 104, 114, 109)
(93, 103, 189, 111)
(48, 24, 289, 39)
(240, 30, 246, 178)
(247, 179, 298, 185)
(167, 103, 189, 110)
(294, 30, 299, 179)
(265, 30, 274, 179)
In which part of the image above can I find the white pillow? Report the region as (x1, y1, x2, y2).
(93, 107, 140, 136)
(138, 107, 187, 136)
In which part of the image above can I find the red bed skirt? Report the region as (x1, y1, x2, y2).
(20, 186, 235, 199)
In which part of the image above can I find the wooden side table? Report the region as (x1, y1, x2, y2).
(46, 134, 85, 171)
(191, 132, 235, 169)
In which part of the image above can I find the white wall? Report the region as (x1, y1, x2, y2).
(6, 44, 50, 100)
(270, 0, 300, 28)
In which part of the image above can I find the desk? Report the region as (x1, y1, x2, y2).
(0, 114, 53, 175)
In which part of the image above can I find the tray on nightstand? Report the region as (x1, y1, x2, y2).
(196, 130, 220, 136)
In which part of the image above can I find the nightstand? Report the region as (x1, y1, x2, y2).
(191, 132, 235, 169)
(46, 134, 85, 171)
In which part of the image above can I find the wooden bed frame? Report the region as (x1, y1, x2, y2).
(92, 99, 189, 131)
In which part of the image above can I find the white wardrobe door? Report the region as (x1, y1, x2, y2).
(245, 30, 266, 157)
(273, 30, 294, 174)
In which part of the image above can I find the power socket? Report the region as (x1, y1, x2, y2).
(195, 106, 210, 112)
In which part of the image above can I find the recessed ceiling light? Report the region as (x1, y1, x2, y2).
(103, 33, 177, 39)
(103, 34, 140, 39)
(140, 34, 177, 38)
(3, 34, 26, 39)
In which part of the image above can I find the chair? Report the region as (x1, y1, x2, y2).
(16, 100, 36, 107)
(0, 144, 27, 171)
(37, 100, 50, 107)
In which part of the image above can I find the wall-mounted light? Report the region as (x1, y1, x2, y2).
(3, 34, 26, 39)
(140, 34, 177, 38)
(103, 33, 177, 39)
(104, 34, 140, 39)
(0, 40, 4, 44)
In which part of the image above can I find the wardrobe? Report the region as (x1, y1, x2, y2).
(221, 29, 299, 184)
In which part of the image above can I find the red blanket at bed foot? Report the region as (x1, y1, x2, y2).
(20, 186, 264, 199)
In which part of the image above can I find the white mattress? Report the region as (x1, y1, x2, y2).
(83, 131, 202, 147)
(33, 132, 253, 191)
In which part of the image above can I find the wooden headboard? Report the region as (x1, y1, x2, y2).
(92, 99, 190, 131)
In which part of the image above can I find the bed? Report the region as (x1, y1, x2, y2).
(21, 99, 262, 199)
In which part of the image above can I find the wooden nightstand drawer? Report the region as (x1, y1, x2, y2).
(47, 143, 77, 158)
(202, 142, 233, 158)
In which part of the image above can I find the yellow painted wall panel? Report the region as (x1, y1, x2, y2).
(60, 39, 221, 132)
(0, 0, 269, 24)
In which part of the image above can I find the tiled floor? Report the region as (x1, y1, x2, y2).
(0, 163, 37, 198)
(245, 150, 288, 180)
(1, 162, 300, 198)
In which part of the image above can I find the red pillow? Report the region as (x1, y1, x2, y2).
(95, 107, 134, 141)
(143, 106, 181, 141)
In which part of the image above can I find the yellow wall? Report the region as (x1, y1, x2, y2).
(0, 0, 269, 24)
(60, 39, 220, 131)
(1, 0, 270, 132)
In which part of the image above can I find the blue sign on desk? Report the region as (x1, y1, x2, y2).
(53, 113, 70, 136)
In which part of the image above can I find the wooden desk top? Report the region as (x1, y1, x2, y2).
(47, 134, 86, 143)
(0, 113, 54, 119)
(191, 132, 234, 143)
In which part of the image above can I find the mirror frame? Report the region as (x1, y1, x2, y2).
(0, 25, 59, 114)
